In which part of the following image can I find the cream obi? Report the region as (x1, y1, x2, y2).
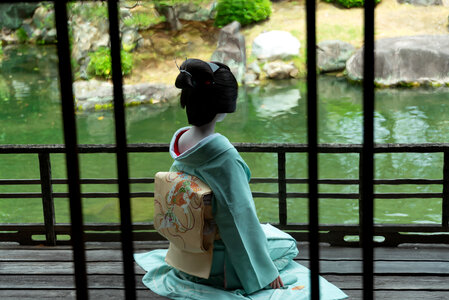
(153, 172, 218, 279)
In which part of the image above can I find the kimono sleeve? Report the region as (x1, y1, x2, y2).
(202, 153, 279, 294)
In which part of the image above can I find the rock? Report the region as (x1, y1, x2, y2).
(252, 31, 300, 60)
(120, 7, 132, 20)
(70, 3, 142, 72)
(211, 21, 246, 84)
(244, 62, 262, 85)
(43, 28, 57, 44)
(0, 28, 19, 44)
(397, 0, 443, 5)
(244, 73, 259, 86)
(317, 40, 355, 73)
(32, 5, 54, 30)
(0, 3, 38, 30)
(346, 35, 449, 86)
(71, 19, 110, 66)
(248, 61, 262, 76)
(73, 80, 181, 111)
(263, 61, 298, 80)
(121, 28, 142, 52)
(176, 1, 217, 21)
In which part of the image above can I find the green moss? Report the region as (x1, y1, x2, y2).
(122, 43, 137, 53)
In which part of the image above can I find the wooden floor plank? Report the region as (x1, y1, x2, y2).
(0, 289, 168, 300)
(2, 244, 448, 262)
(1, 274, 448, 291)
(0, 275, 147, 289)
(323, 275, 449, 290)
(343, 289, 449, 300)
(1, 242, 448, 299)
(2, 260, 448, 275)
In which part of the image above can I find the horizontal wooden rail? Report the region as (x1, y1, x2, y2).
(1, 142, 448, 246)
(1, 142, 449, 153)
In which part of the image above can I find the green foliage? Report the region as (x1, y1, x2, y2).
(322, 0, 381, 8)
(214, 0, 272, 27)
(16, 28, 29, 43)
(87, 47, 133, 79)
(68, 2, 108, 20)
(0, 42, 3, 57)
(123, 11, 165, 29)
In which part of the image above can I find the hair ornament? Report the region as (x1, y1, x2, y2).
(175, 58, 193, 78)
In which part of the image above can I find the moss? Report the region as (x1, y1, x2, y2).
(16, 28, 29, 43)
(122, 43, 137, 53)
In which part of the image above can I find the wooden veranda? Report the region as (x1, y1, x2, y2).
(1, 0, 448, 299)
(1, 241, 448, 299)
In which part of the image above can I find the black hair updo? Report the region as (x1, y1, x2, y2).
(175, 58, 238, 126)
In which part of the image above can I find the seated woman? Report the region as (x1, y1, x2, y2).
(135, 59, 347, 300)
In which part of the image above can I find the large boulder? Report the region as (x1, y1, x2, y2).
(346, 35, 449, 86)
(317, 40, 355, 73)
(73, 80, 180, 111)
(0, 3, 38, 29)
(251, 30, 300, 60)
(211, 21, 246, 84)
(176, 1, 217, 21)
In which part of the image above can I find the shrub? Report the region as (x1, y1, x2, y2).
(214, 0, 272, 28)
(87, 47, 133, 79)
(16, 28, 29, 43)
(322, 0, 381, 8)
(0, 42, 3, 56)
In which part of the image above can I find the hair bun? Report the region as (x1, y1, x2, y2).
(175, 71, 196, 89)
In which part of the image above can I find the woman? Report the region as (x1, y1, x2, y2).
(135, 59, 347, 300)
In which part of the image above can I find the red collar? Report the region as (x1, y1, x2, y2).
(173, 129, 189, 156)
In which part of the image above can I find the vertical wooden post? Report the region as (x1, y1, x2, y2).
(278, 151, 287, 226)
(442, 152, 449, 228)
(362, 0, 376, 297)
(107, 0, 136, 298)
(306, 0, 320, 298)
(358, 152, 364, 241)
(54, 1, 88, 298)
(39, 153, 56, 245)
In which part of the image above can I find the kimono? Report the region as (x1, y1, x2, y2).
(134, 127, 347, 300)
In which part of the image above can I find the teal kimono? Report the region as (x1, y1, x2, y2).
(134, 127, 348, 300)
(169, 128, 279, 293)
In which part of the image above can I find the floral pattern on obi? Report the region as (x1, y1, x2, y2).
(154, 172, 215, 254)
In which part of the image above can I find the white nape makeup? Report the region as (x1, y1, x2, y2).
(215, 113, 227, 123)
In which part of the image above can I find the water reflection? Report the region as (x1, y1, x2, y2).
(248, 81, 301, 118)
(1, 45, 449, 225)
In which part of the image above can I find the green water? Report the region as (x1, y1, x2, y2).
(1, 45, 448, 226)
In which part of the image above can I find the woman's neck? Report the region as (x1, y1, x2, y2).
(177, 120, 217, 154)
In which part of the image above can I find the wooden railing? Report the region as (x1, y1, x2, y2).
(1, 143, 448, 247)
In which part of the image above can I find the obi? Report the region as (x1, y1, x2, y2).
(153, 172, 218, 279)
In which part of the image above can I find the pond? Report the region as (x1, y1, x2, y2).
(1, 45, 449, 226)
